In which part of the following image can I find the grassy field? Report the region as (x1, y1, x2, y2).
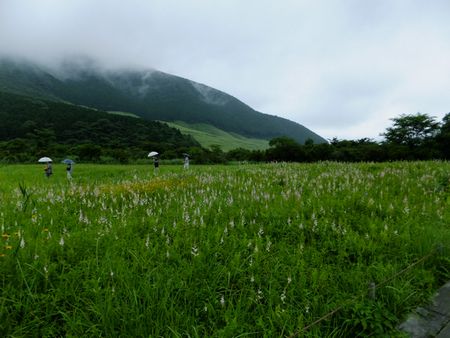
(163, 120, 270, 151)
(0, 162, 449, 337)
(107, 111, 141, 118)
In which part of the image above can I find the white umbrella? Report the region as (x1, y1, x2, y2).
(148, 151, 159, 157)
(38, 157, 52, 163)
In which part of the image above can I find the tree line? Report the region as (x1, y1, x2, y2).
(223, 112, 450, 163)
(140, 112, 450, 164)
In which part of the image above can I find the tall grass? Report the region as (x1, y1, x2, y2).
(0, 162, 449, 336)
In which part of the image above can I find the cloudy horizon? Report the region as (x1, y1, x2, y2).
(1, 0, 449, 141)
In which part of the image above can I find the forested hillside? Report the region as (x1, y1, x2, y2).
(0, 91, 199, 162)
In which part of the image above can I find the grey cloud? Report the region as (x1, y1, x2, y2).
(1, 0, 450, 140)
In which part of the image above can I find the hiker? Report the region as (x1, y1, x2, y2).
(66, 162, 73, 179)
(154, 157, 159, 173)
(44, 162, 53, 178)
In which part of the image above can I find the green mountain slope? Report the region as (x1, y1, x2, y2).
(0, 57, 327, 145)
(0, 91, 199, 162)
(164, 121, 269, 151)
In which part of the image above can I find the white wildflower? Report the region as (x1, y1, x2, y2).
(258, 227, 264, 237)
(280, 291, 286, 303)
(257, 288, 263, 300)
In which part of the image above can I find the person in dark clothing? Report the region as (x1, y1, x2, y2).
(154, 157, 159, 174)
(66, 163, 73, 179)
(44, 162, 53, 178)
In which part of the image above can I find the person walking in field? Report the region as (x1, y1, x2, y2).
(66, 162, 73, 179)
(44, 162, 52, 178)
(62, 159, 75, 179)
(183, 154, 189, 170)
(154, 156, 159, 174)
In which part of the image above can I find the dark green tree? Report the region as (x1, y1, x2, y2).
(227, 148, 252, 162)
(382, 113, 440, 147)
(209, 145, 226, 164)
(75, 144, 102, 162)
(267, 137, 304, 162)
(436, 113, 450, 159)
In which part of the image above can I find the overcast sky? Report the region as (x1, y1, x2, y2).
(1, 0, 449, 140)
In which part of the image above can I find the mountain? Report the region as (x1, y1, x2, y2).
(0, 57, 327, 145)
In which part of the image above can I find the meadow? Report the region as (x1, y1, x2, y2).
(164, 121, 270, 151)
(0, 162, 449, 337)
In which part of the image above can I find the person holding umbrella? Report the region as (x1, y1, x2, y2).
(38, 157, 53, 178)
(62, 159, 75, 179)
(183, 153, 190, 170)
(45, 162, 52, 178)
(148, 151, 159, 174)
(153, 156, 159, 174)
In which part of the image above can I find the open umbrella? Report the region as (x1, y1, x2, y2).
(62, 159, 75, 164)
(38, 157, 52, 163)
(148, 151, 159, 157)
(182, 153, 190, 157)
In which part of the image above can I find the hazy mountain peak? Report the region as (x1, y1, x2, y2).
(49, 55, 105, 80)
